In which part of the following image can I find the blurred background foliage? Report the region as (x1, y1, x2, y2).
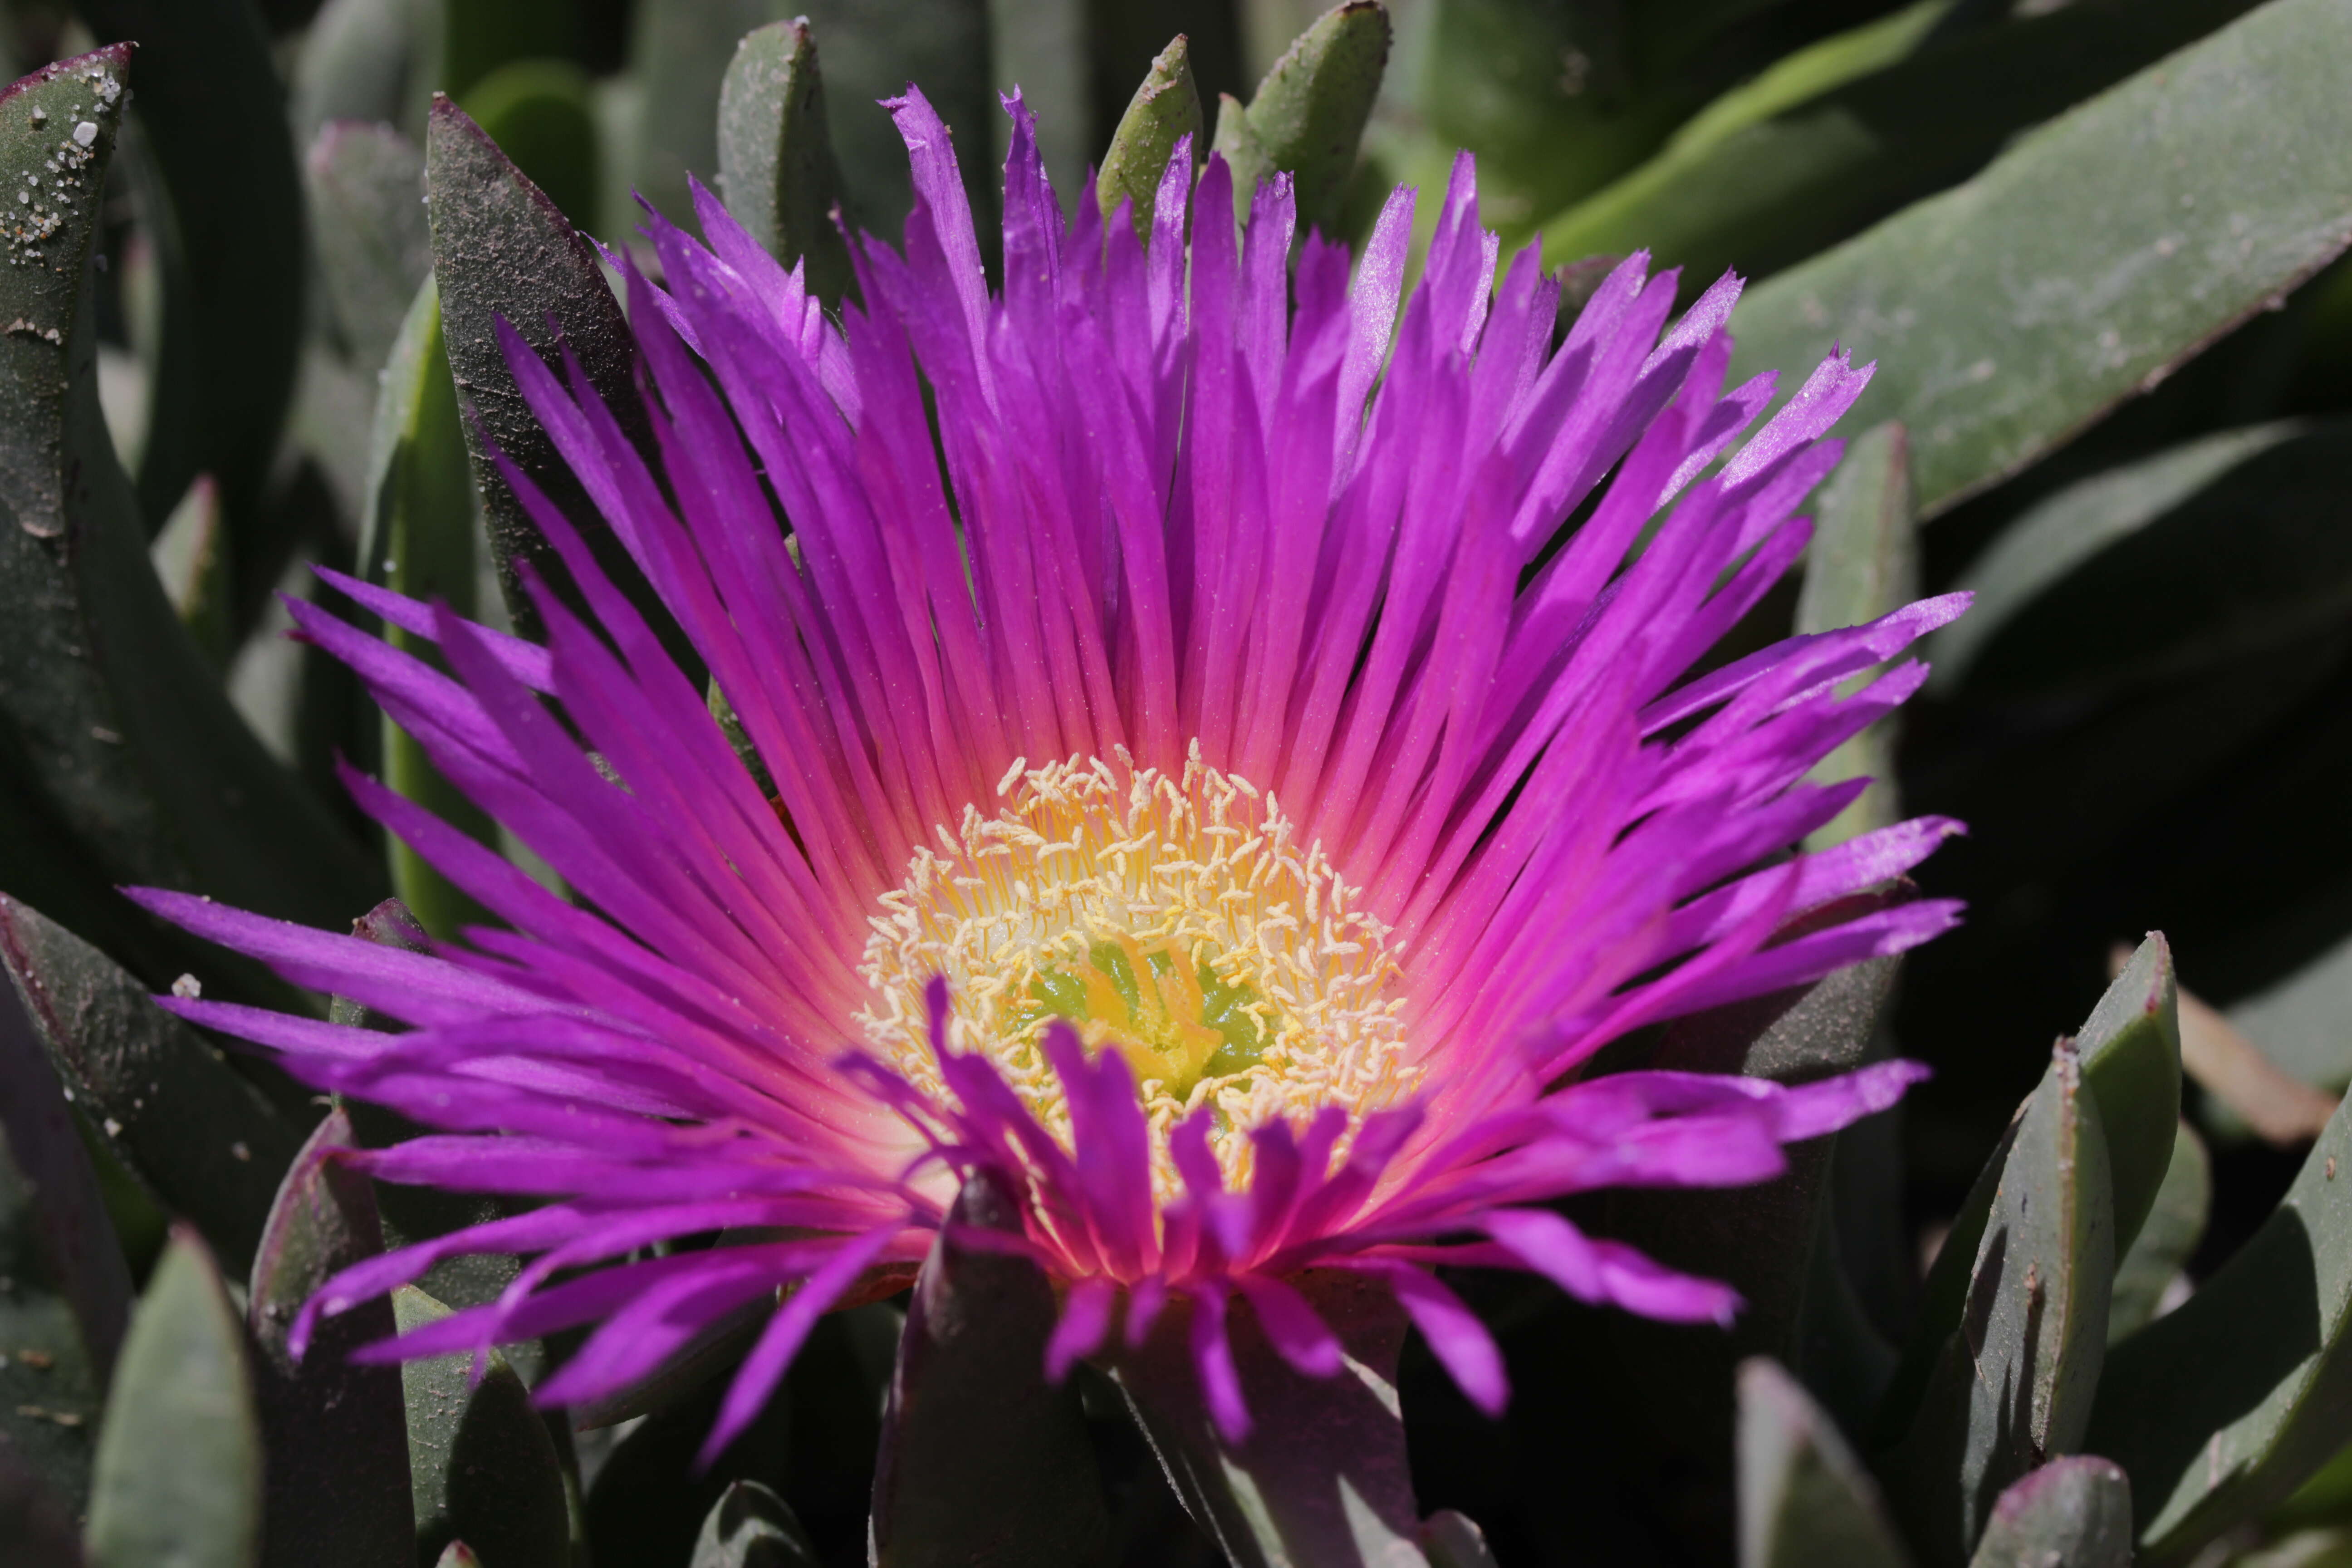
(8, 0, 2352, 1563)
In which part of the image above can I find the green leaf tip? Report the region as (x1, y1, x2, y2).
(718, 17, 853, 307)
(1098, 35, 1203, 242)
(249, 1108, 412, 1568)
(872, 1168, 1109, 1567)
(86, 1226, 263, 1568)
(426, 92, 700, 684)
(1877, 1038, 2115, 1565)
(2076, 932, 2182, 1257)
(1215, 0, 1390, 231)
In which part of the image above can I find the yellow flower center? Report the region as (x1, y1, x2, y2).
(857, 745, 1416, 1193)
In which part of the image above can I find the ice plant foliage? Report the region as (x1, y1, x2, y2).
(136, 89, 1969, 1455)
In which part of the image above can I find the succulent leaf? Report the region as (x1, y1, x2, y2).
(2075, 933, 2185, 1255)
(359, 279, 498, 940)
(459, 58, 600, 233)
(84, 1227, 264, 1568)
(0, 992, 116, 1514)
(1540, 0, 2259, 301)
(871, 1170, 1110, 1567)
(396, 1284, 571, 1568)
(248, 1108, 412, 1568)
(1928, 421, 2308, 693)
(0, 965, 131, 1391)
(2106, 1120, 2210, 1344)
(1967, 1457, 2132, 1568)
(1730, 0, 2352, 518)
(2085, 1091, 2352, 1564)
(716, 18, 854, 305)
(333, 901, 533, 1338)
(1098, 34, 1203, 241)
(1798, 421, 1916, 849)
(0, 48, 382, 994)
(1738, 1358, 1912, 1568)
(70, 0, 305, 584)
(1211, 0, 1388, 231)
(1112, 1268, 1425, 1568)
(0, 893, 306, 1277)
(426, 94, 696, 679)
(1876, 1040, 2116, 1566)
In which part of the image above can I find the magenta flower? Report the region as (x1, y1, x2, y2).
(137, 91, 1968, 1457)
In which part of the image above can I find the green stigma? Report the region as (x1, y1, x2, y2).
(1008, 935, 1269, 1104)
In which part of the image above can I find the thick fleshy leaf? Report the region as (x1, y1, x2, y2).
(1210, 0, 1388, 231)
(1798, 421, 1916, 849)
(2086, 1093, 2352, 1565)
(359, 280, 497, 940)
(871, 1170, 1109, 1567)
(1098, 34, 1202, 241)
(1540, 0, 2256, 299)
(1876, 1040, 2116, 1567)
(1928, 420, 2308, 693)
(0, 48, 383, 994)
(395, 1285, 571, 1568)
(717, 18, 853, 305)
(797, 0, 994, 238)
(1737, 1358, 1911, 1568)
(248, 1109, 412, 1568)
(1880, 940, 2180, 1443)
(84, 1228, 264, 1568)
(1112, 1269, 1424, 1568)
(460, 59, 599, 233)
(0, 966, 130, 1392)
(0, 894, 305, 1278)
(692, 1479, 819, 1568)
(2075, 933, 2184, 1255)
(306, 122, 432, 376)
(1729, 0, 2352, 518)
(1606, 900, 1904, 1459)
(332, 901, 530, 1330)
(1967, 1458, 2132, 1568)
(0, 1004, 111, 1515)
(2106, 1120, 2210, 1344)
(73, 0, 304, 580)
(425, 94, 691, 673)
